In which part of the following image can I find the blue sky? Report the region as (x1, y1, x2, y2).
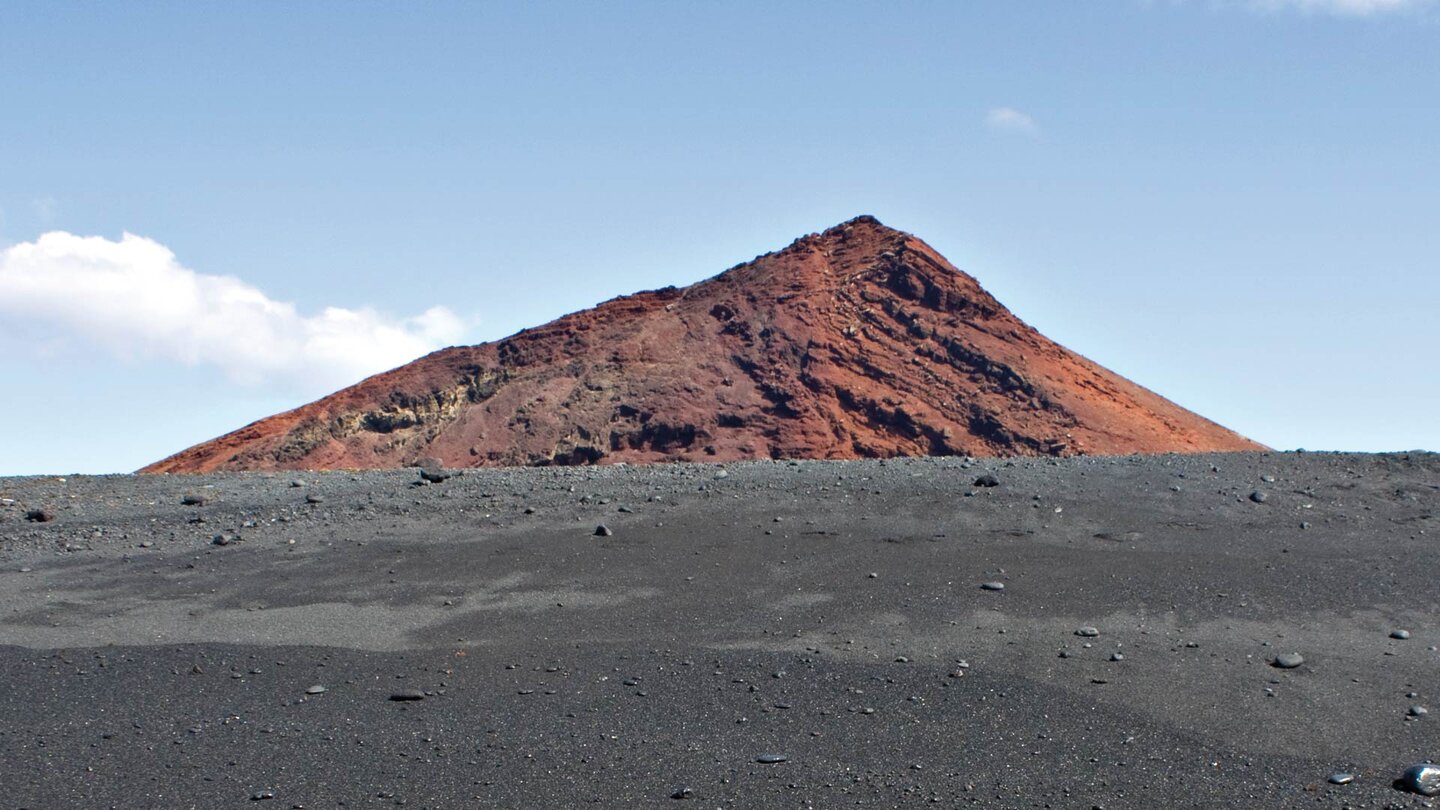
(2, 0, 1437, 474)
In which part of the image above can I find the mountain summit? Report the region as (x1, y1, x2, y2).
(142, 216, 1262, 472)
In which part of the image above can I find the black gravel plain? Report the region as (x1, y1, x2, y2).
(0, 451, 1437, 808)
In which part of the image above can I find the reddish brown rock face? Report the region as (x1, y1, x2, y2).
(141, 216, 1263, 473)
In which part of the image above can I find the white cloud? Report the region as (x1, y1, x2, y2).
(1248, 0, 1429, 14)
(0, 231, 468, 393)
(985, 107, 1039, 136)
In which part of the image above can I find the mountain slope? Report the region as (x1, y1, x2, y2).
(142, 216, 1262, 472)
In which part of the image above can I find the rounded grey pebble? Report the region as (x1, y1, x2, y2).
(1391, 629, 1411, 640)
(389, 689, 426, 701)
(755, 753, 788, 764)
(305, 685, 327, 695)
(305, 494, 324, 504)
(980, 581, 1005, 591)
(1408, 705, 1428, 717)
(594, 525, 613, 537)
(1272, 652, 1304, 669)
(250, 790, 275, 801)
(1249, 490, 1268, 503)
(1327, 772, 1354, 785)
(1075, 626, 1100, 638)
(1401, 763, 1440, 796)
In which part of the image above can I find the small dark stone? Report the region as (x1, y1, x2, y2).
(1408, 705, 1428, 718)
(973, 474, 1000, 488)
(1391, 629, 1412, 640)
(980, 581, 1005, 591)
(305, 494, 324, 504)
(1400, 763, 1440, 796)
(1075, 626, 1100, 638)
(419, 467, 451, 484)
(250, 790, 275, 801)
(755, 753, 788, 764)
(1326, 771, 1354, 785)
(181, 494, 208, 506)
(389, 689, 426, 701)
(24, 509, 54, 523)
(670, 787, 693, 799)
(1249, 490, 1268, 504)
(1271, 652, 1304, 669)
(211, 533, 237, 546)
(594, 525, 613, 537)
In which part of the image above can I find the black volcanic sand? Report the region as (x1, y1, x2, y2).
(0, 452, 1437, 808)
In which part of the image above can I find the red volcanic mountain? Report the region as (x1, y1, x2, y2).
(142, 216, 1262, 473)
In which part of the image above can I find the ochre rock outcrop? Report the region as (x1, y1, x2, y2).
(142, 216, 1263, 472)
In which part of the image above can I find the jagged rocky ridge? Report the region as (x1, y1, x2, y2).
(143, 216, 1262, 472)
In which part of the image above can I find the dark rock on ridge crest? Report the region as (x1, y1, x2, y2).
(142, 216, 1263, 472)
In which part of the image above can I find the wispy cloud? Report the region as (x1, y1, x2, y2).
(985, 107, 1039, 136)
(31, 196, 57, 223)
(1248, 0, 1430, 15)
(0, 231, 468, 393)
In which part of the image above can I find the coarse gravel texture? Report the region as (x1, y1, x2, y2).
(0, 450, 1437, 808)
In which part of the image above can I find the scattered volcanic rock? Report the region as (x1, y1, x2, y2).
(1272, 652, 1305, 669)
(141, 216, 1264, 473)
(1401, 763, 1440, 796)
